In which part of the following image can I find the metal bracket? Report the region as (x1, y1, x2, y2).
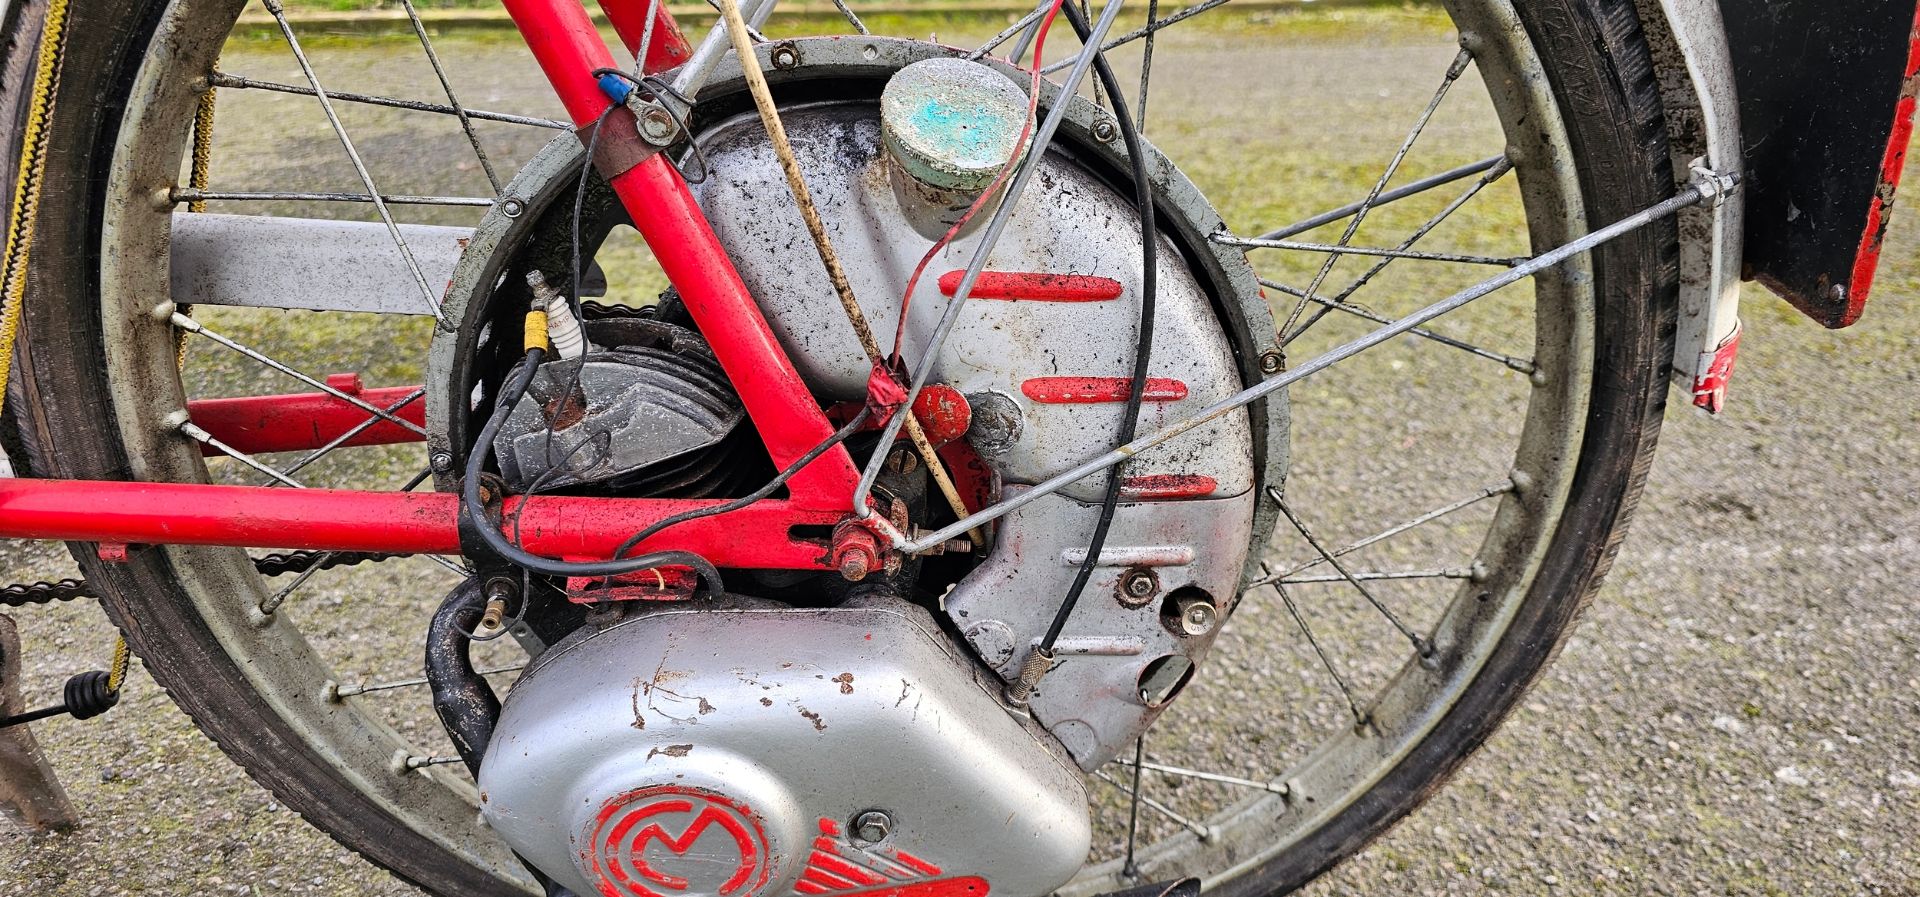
(1645, 0, 1748, 412)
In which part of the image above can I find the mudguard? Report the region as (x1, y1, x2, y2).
(1721, 0, 1920, 328)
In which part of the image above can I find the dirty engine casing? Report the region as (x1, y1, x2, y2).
(477, 599, 1090, 897)
(471, 41, 1279, 897)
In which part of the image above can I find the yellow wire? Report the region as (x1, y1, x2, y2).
(0, 0, 136, 698)
(0, 0, 74, 419)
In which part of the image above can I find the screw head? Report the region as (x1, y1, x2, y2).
(1091, 118, 1118, 142)
(1258, 349, 1285, 375)
(1178, 599, 1218, 637)
(500, 198, 525, 219)
(852, 810, 892, 843)
(770, 42, 802, 70)
(430, 451, 455, 472)
(1118, 567, 1159, 607)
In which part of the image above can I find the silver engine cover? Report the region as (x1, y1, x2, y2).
(478, 598, 1090, 897)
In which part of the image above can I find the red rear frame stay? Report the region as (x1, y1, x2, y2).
(0, 0, 871, 572)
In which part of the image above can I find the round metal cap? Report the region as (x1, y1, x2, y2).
(880, 58, 1029, 193)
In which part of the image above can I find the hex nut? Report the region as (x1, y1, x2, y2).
(1117, 567, 1159, 608)
(852, 810, 892, 843)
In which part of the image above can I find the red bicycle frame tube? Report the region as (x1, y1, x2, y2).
(0, 0, 866, 564)
(0, 479, 839, 569)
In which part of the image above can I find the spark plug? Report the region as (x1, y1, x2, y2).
(524, 270, 592, 360)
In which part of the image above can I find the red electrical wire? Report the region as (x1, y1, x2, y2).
(887, 0, 1069, 364)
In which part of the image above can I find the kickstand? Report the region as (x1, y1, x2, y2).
(0, 612, 79, 832)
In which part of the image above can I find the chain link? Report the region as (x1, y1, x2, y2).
(1, 548, 408, 608)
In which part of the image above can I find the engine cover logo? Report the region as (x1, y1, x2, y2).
(587, 786, 773, 897)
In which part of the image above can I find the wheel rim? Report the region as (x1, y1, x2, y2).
(83, 1, 1600, 893)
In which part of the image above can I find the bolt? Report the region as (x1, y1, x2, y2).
(885, 446, 919, 474)
(500, 198, 525, 219)
(1176, 597, 1218, 637)
(1091, 118, 1118, 143)
(769, 42, 801, 70)
(852, 810, 892, 843)
(838, 548, 874, 582)
(1258, 349, 1285, 375)
(1119, 567, 1158, 606)
(430, 451, 455, 472)
(638, 105, 678, 145)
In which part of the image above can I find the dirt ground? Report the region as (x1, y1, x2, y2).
(2, 8, 1917, 897)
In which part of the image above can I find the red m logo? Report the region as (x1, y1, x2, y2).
(591, 789, 771, 897)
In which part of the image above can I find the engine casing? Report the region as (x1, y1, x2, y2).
(478, 598, 1091, 897)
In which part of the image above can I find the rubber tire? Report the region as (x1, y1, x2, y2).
(1213, 0, 1680, 892)
(0, 0, 524, 894)
(0, 0, 1677, 894)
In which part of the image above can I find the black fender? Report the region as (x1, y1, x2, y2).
(1721, 0, 1920, 327)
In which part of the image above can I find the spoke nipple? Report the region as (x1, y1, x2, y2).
(1469, 560, 1490, 583)
(1091, 118, 1119, 143)
(151, 187, 175, 211)
(1258, 349, 1285, 375)
(322, 680, 342, 703)
(430, 451, 456, 473)
(161, 409, 192, 432)
(1508, 468, 1535, 495)
(499, 198, 525, 219)
(152, 300, 179, 323)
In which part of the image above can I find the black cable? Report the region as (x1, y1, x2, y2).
(1040, 1, 1158, 650)
(601, 405, 873, 567)
(462, 347, 727, 590)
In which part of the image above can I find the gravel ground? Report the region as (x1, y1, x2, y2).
(3, 8, 1917, 896)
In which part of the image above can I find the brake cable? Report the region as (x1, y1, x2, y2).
(1008, 0, 1159, 705)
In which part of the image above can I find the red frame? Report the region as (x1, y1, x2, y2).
(0, 0, 868, 570)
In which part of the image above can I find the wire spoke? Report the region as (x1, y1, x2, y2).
(1271, 489, 1431, 657)
(170, 189, 493, 208)
(173, 314, 428, 437)
(1275, 48, 1474, 341)
(257, 470, 439, 614)
(1254, 479, 1512, 586)
(1256, 154, 1505, 241)
(396, 0, 501, 192)
(1220, 234, 1520, 267)
(1274, 156, 1515, 346)
(178, 418, 304, 488)
(210, 71, 567, 129)
(259, 0, 449, 325)
(278, 388, 427, 480)
(1274, 568, 1472, 586)
(334, 664, 526, 698)
(1262, 563, 1368, 727)
(827, 0, 870, 34)
(1123, 736, 1145, 878)
(970, 0, 1053, 60)
(1038, 0, 1235, 74)
(1117, 757, 1289, 794)
(1261, 278, 1534, 373)
(1135, 0, 1160, 132)
(1092, 769, 1211, 840)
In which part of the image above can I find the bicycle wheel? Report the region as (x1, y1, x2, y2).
(1, 0, 1677, 893)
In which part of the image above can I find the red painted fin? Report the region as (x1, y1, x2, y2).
(1120, 474, 1219, 500)
(1021, 377, 1187, 404)
(938, 270, 1123, 302)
